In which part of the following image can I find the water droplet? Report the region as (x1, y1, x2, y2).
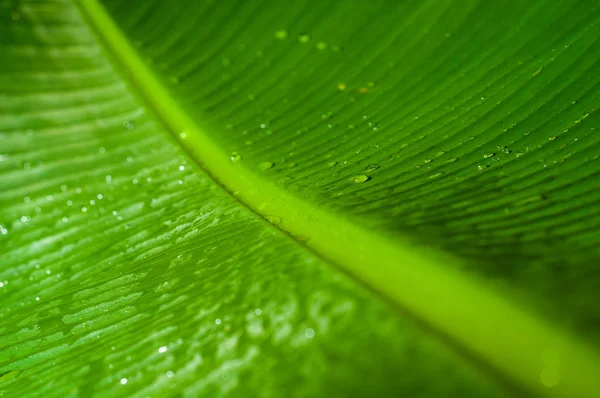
(265, 215, 282, 225)
(257, 161, 274, 170)
(122, 120, 136, 130)
(158, 346, 168, 353)
(444, 157, 458, 164)
(327, 161, 337, 167)
(351, 175, 370, 183)
(166, 371, 174, 378)
(532, 67, 544, 77)
(230, 152, 241, 162)
(120, 378, 128, 385)
(548, 136, 557, 141)
(304, 328, 315, 339)
(337, 83, 346, 91)
(215, 318, 222, 325)
(424, 158, 432, 164)
(20, 216, 30, 223)
(428, 172, 444, 179)
(540, 368, 560, 387)
(298, 34, 311, 43)
(254, 308, 262, 315)
(484, 152, 495, 159)
(435, 151, 446, 157)
(364, 164, 379, 172)
(316, 41, 328, 50)
(274, 30, 288, 40)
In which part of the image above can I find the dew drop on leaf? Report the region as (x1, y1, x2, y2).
(298, 34, 311, 43)
(484, 152, 495, 159)
(540, 368, 560, 387)
(257, 161, 274, 170)
(122, 120, 136, 130)
(364, 164, 379, 172)
(351, 174, 370, 183)
(274, 29, 288, 40)
(265, 215, 282, 225)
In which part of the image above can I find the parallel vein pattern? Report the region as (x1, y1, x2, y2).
(102, 0, 600, 349)
(0, 1, 504, 397)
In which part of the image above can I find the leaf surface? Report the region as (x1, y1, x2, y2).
(1, 0, 600, 397)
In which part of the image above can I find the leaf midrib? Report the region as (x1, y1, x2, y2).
(74, 1, 600, 397)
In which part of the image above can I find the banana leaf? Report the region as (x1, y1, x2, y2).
(1, 0, 600, 396)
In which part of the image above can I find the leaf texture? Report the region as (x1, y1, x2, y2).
(1, 0, 600, 397)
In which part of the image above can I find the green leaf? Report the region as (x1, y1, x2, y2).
(1, 0, 599, 397)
